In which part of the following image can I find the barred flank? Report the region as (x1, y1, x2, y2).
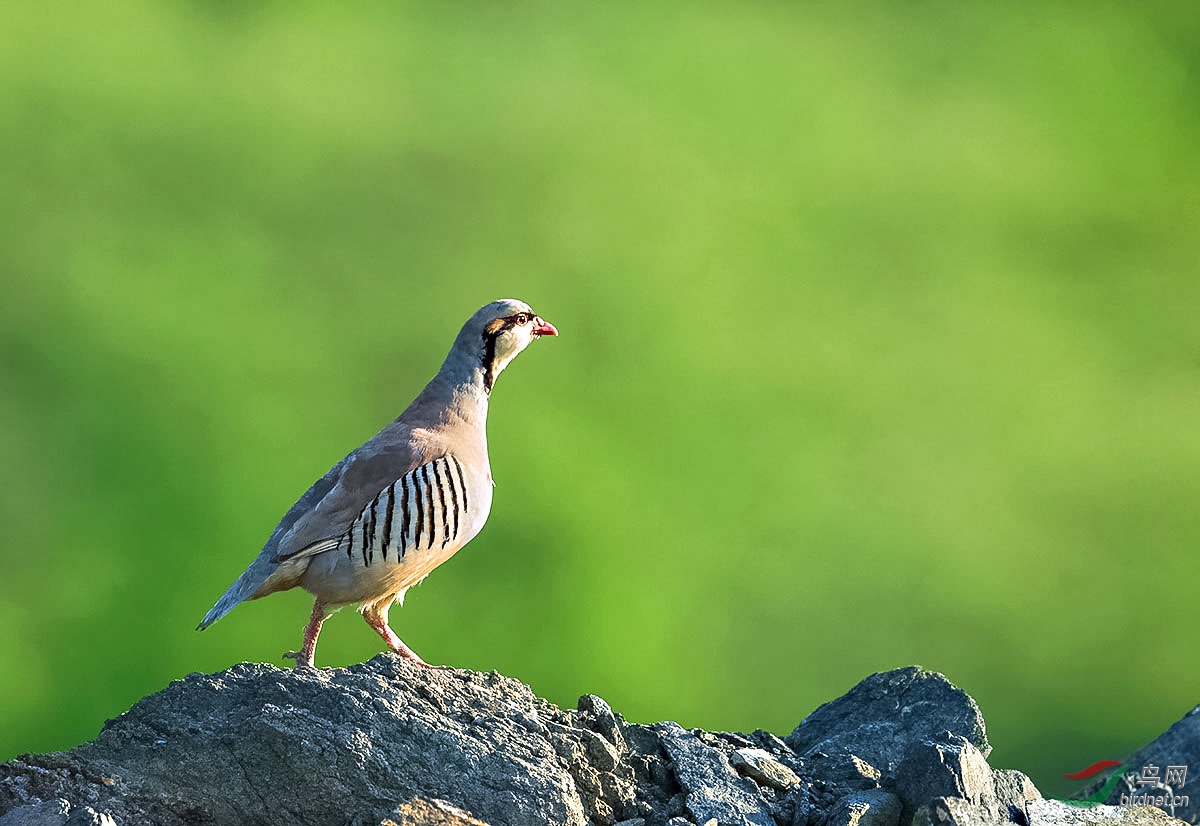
(341, 456, 470, 566)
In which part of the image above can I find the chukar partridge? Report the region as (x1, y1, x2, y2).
(198, 299, 558, 668)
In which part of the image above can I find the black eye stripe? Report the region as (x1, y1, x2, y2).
(480, 311, 535, 393)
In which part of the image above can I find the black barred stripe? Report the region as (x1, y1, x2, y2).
(432, 460, 451, 548)
(444, 458, 460, 543)
(400, 476, 410, 559)
(421, 464, 436, 549)
(450, 455, 469, 514)
(443, 460, 453, 545)
(370, 492, 380, 548)
(369, 491, 381, 563)
(382, 482, 395, 561)
(342, 458, 475, 569)
(413, 468, 426, 549)
(412, 465, 424, 549)
(361, 506, 369, 565)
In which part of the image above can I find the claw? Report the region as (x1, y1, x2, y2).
(282, 650, 316, 670)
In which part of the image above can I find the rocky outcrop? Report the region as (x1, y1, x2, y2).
(0, 659, 1190, 826)
(1074, 707, 1199, 826)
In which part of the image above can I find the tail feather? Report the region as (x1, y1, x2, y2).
(197, 461, 342, 631)
(197, 554, 297, 630)
(197, 584, 243, 630)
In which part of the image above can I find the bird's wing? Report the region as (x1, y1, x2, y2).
(272, 453, 474, 568)
(197, 426, 424, 629)
(269, 438, 422, 565)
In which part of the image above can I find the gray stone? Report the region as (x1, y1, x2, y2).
(894, 735, 997, 824)
(656, 722, 775, 826)
(729, 748, 802, 791)
(804, 751, 883, 815)
(1074, 705, 1199, 825)
(911, 797, 1188, 826)
(992, 769, 1041, 822)
(382, 796, 491, 825)
(750, 730, 794, 757)
(0, 657, 600, 826)
(542, 708, 635, 824)
(1026, 799, 1187, 826)
(0, 800, 69, 826)
(0, 661, 1193, 826)
(911, 796, 1006, 826)
(783, 784, 813, 826)
(0, 804, 112, 826)
(824, 789, 902, 826)
(577, 694, 627, 754)
(62, 810, 115, 826)
(902, 763, 1036, 821)
(787, 668, 990, 774)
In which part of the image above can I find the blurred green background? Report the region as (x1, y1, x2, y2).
(1, 0, 1197, 799)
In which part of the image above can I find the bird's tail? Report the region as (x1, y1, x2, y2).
(196, 554, 285, 630)
(197, 585, 242, 631)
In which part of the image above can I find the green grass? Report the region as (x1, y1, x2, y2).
(1, 0, 1197, 799)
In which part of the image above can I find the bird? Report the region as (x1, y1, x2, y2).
(197, 298, 558, 669)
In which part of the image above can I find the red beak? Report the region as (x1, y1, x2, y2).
(533, 317, 558, 337)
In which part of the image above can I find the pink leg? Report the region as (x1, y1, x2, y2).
(363, 609, 438, 668)
(283, 600, 329, 669)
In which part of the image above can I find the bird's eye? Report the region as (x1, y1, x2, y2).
(513, 313, 530, 325)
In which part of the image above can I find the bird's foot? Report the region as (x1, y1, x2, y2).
(403, 655, 453, 671)
(389, 645, 445, 669)
(385, 637, 452, 670)
(282, 650, 316, 670)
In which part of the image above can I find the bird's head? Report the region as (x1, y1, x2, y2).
(450, 299, 558, 392)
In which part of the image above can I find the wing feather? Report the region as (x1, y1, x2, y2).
(198, 421, 427, 629)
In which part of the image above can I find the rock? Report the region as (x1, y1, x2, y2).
(787, 668, 990, 775)
(383, 797, 491, 825)
(62, 810, 115, 826)
(911, 796, 1005, 826)
(0, 660, 1193, 826)
(782, 784, 813, 826)
(655, 722, 775, 826)
(729, 748, 802, 791)
(578, 695, 627, 753)
(911, 797, 1188, 826)
(904, 765, 1040, 826)
(543, 706, 636, 825)
(754, 730, 795, 755)
(894, 735, 998, 824)
(1026, 799, 1187, 826)
(992, 769, 1041, 821)
(824, 789, 902, 826)
(0, 803, 114, 826)
(803, 751, 883, 819)
(0, 657, 598, 826)
(805, 752, 883, 793)
(0, 800, 69, 826)
(1074, 705, 1199, 825)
